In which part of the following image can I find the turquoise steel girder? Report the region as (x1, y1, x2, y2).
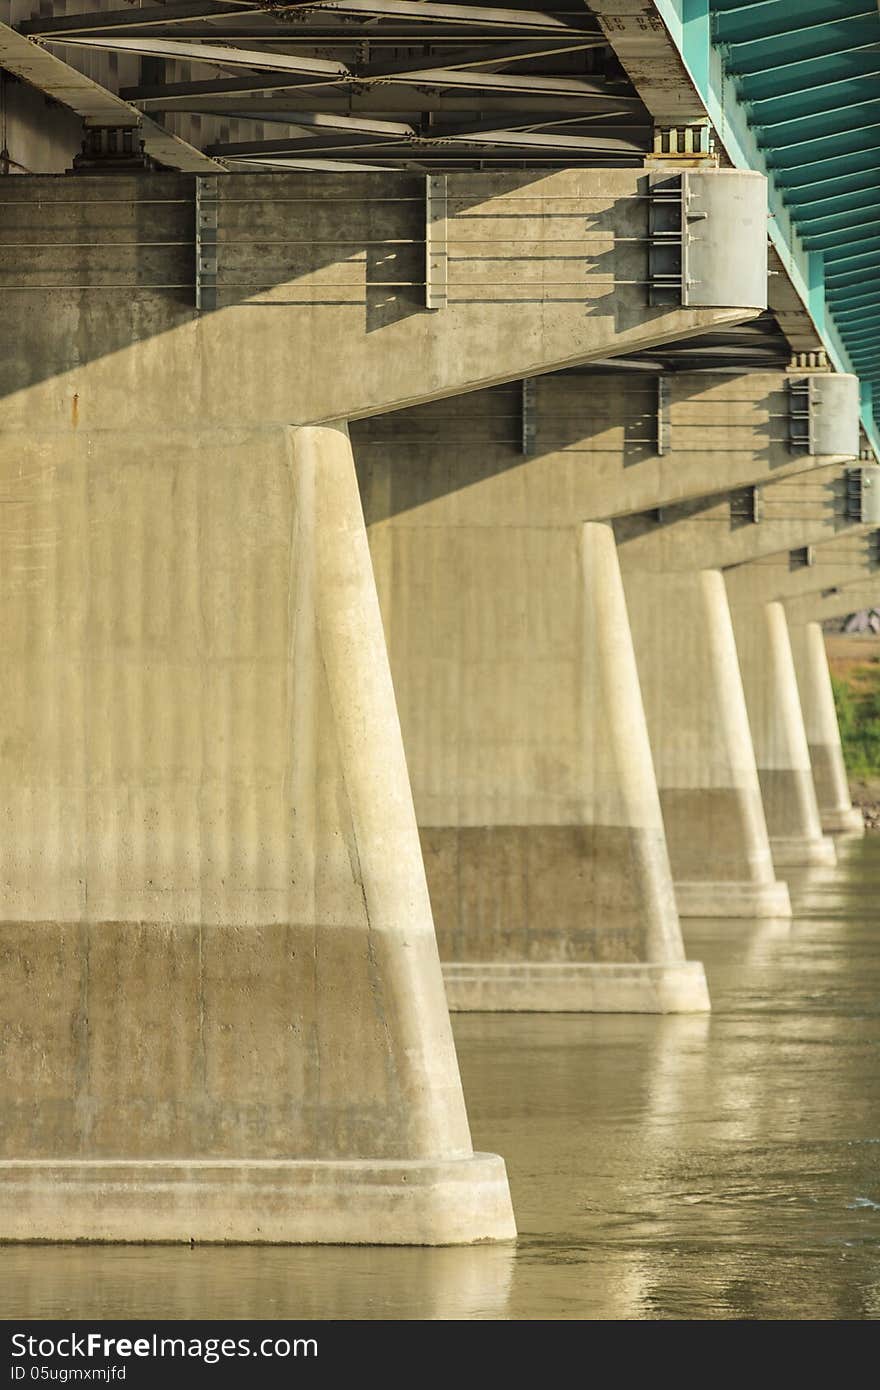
(653, 0, 880, 450)
(713, 0, 871, 47)
(754, 97, 880, 148)
(793, 187, 880, 225)
(722, 17, 880, 78)
(735, 49, 880, 105)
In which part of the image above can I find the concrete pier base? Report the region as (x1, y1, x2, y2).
(789, 619, 865, 837)
(442, 961, 710, 1013)
(732, 602, 837, 870)
(0, 1156, 514, 1246)
(768, 832, 839, 867)
(819, 807, 866, 835)
(673, 879, 792, 919)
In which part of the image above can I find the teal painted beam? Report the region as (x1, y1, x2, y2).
(844, 330, 880, 347)
(723, 17, 880, 77)
(834, 315, 880, 331)
(773, 149, 880, 186)
(714, 0, 869, 45)
(833, 307, 880, 325)
(806, 225, 880, 253)
(842, 324, 880, 341)
(827, 292, 880, 308)
(682, 0, 711, 96)
(775, 151, 880, 191)
(735, 48, 880, 104)
(746, 76, 880, 127)
(794, 188, 880, 225)
(754, 98, 880, 148)
(765, 126, 880, 171)
(834, 318, 878, 334)
(824, 248, 880, 275)
(834, 295, 880, 312)
(794, 176, 880, 210)
(657, 0, 880, 441)
(826, 277, 880, 294)
(826, 259, 880, 286)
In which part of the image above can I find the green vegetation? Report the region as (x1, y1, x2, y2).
(833, 664, 880, 775)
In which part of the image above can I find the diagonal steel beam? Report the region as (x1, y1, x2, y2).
(122, 71, 629, 106)
(46, 34, 351, 76)
(355, 40, 606, 79)
(206, 126, 647, 157)
(259, 0, 601, 31)
(24, 0, 605, 39)
(21, 3, 253, 37)
(0, 19, 223, 171)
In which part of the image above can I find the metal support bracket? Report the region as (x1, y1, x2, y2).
(788, 377, 813, 454)
(791, 545, 815, 570)
(195, 175, 218, 314)
(656, 374, 670, 454)
(648, 175, 683, 307)
(846, 466, 880, 524)
(425, 174, 447, 311)
(730, 485, 762, 524)
(521, 378, 537, 456)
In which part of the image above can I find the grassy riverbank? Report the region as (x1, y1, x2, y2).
(826, 635, 880, 823)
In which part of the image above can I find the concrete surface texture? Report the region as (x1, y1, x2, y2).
(729, 601, 836, 868)
(357, 367, 830, 989)
(723, 537, 879, 856)
(360, 490, 708, 1011)
(615, 456, 865, 883)
(358, 367, 852, 940)
(614, 460, 860, 573)
(357, 369, 852, 528)
(0, 420, 515, 1243)
(787, 620, 865, 836)
(0, 169, 766, 434)
(786, 584, 880, 629)
(621, 567, 791, 916)
(0, 161, 771, 1240)
(724, 531, 880, 610)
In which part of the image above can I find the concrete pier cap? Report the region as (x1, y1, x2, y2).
(795, 374, 861, 460)
(675, 169, 768, 310)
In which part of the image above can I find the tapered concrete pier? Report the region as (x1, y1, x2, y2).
(0, 421, 514, 1244)
(730, 603, 837, 868)
(787, 620, 865, 836)
(438, 522, 708, 1013)
(621, 568, 791, 917)
(0, 164, 769, 1233)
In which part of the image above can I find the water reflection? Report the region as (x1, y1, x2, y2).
(0, 1243, 514, 1321)
(3, 839, 880, 1319)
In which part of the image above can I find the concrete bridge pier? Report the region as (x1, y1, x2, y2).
(729, 602, 837, 868)
(620, 566, 790, 918)
(787, 619, 865, 836)
(441, 521, 706, 1013)
(723, 525, 880, 869)
(373, 509, 709, 1014)
(783, 579, 880, 834)
(0, 164, 770, 1226)
(0, 420, 515, 1245)
(615, 428, 864, 902)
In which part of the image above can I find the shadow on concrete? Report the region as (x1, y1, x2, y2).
(352, 368, 800, 527)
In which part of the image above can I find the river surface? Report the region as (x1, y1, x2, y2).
(3, 835, 880, 1320)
